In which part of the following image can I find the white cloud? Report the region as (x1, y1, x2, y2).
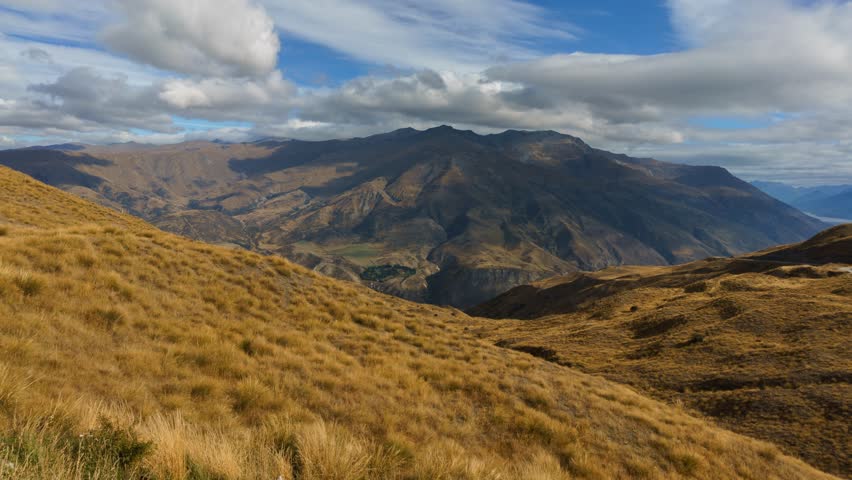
(27, 67, 174, 132)
(633, 140, 852, 186)
(103, 0, 280, 77)
(0, 1, 112, 46)
(261, 0, 576, 71)
(159, 71, 294, 110)
(0, 33, 165, 90)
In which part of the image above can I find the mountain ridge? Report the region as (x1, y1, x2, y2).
(0, 127, 825, 307)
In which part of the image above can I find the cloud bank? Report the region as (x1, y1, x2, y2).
(103, 0, 280, 77)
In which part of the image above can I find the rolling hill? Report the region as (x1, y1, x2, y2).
(0, 165, 840, 479)
(0, 127, 825, 308)
(471, 225, 852, 476)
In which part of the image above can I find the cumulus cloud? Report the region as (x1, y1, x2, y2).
(26, 67, 174, 131)
(159, 71, 295, 111)
(103, 0, 280, 77)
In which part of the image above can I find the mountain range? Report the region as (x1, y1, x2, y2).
(753, 181, 852, 221)
(0, 127, 825, 308)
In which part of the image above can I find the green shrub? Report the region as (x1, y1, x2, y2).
(70, 418, 153, 478)
(360, 265, 416, 282)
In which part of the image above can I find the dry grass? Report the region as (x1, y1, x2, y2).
(0, 166, 838, 479)
(475, 250, 852, 476)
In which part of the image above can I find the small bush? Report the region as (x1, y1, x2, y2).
(71, 418, 153, 478)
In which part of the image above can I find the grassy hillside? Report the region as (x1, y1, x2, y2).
(0, 166, 837, 479)
(473, 229, 852, 476)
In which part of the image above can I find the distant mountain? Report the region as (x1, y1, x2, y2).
(19, 142, 87, 151)
(798, 189, 852, 220)
(472, 224, 852, 476)
(753, 180, 852, 221)
(1, 127, 825, 307)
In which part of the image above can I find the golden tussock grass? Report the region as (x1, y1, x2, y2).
(476, 254, 852, 476)
(0, 166, 838, 479)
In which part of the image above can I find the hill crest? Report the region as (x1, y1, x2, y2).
(471, 224, 852, 475)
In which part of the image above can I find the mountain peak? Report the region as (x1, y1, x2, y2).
(426, 124, 456, 132)
(423, 124, 476, 136)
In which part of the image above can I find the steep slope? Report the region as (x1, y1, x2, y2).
(472, 225, 852, 476)
(1, 128, 825, 308)
(0, 165, 839, 479)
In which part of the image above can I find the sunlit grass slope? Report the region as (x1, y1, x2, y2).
(0, 166, 836, 479)
(473, 231, 852, 476)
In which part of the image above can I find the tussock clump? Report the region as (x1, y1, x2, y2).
(0, 267, 45, 297)
(715, 299, 742, 319)
(684, 280, 709, 293)
(718, 278, 763, 292)
(631, 314, 689, 338)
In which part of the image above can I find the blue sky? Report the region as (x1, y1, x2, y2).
(277, 1, 678, 87)
(0, 0, 851, 184)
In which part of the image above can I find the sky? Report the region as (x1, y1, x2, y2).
(1, 0, 852, 185)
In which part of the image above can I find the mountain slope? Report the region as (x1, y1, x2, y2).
(753, 181, 852, 221)
(797, 189, 852, 220)
(1, 128, 825, 308)
(472, 225, 852, 476)
(0, 166, 839, 479)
